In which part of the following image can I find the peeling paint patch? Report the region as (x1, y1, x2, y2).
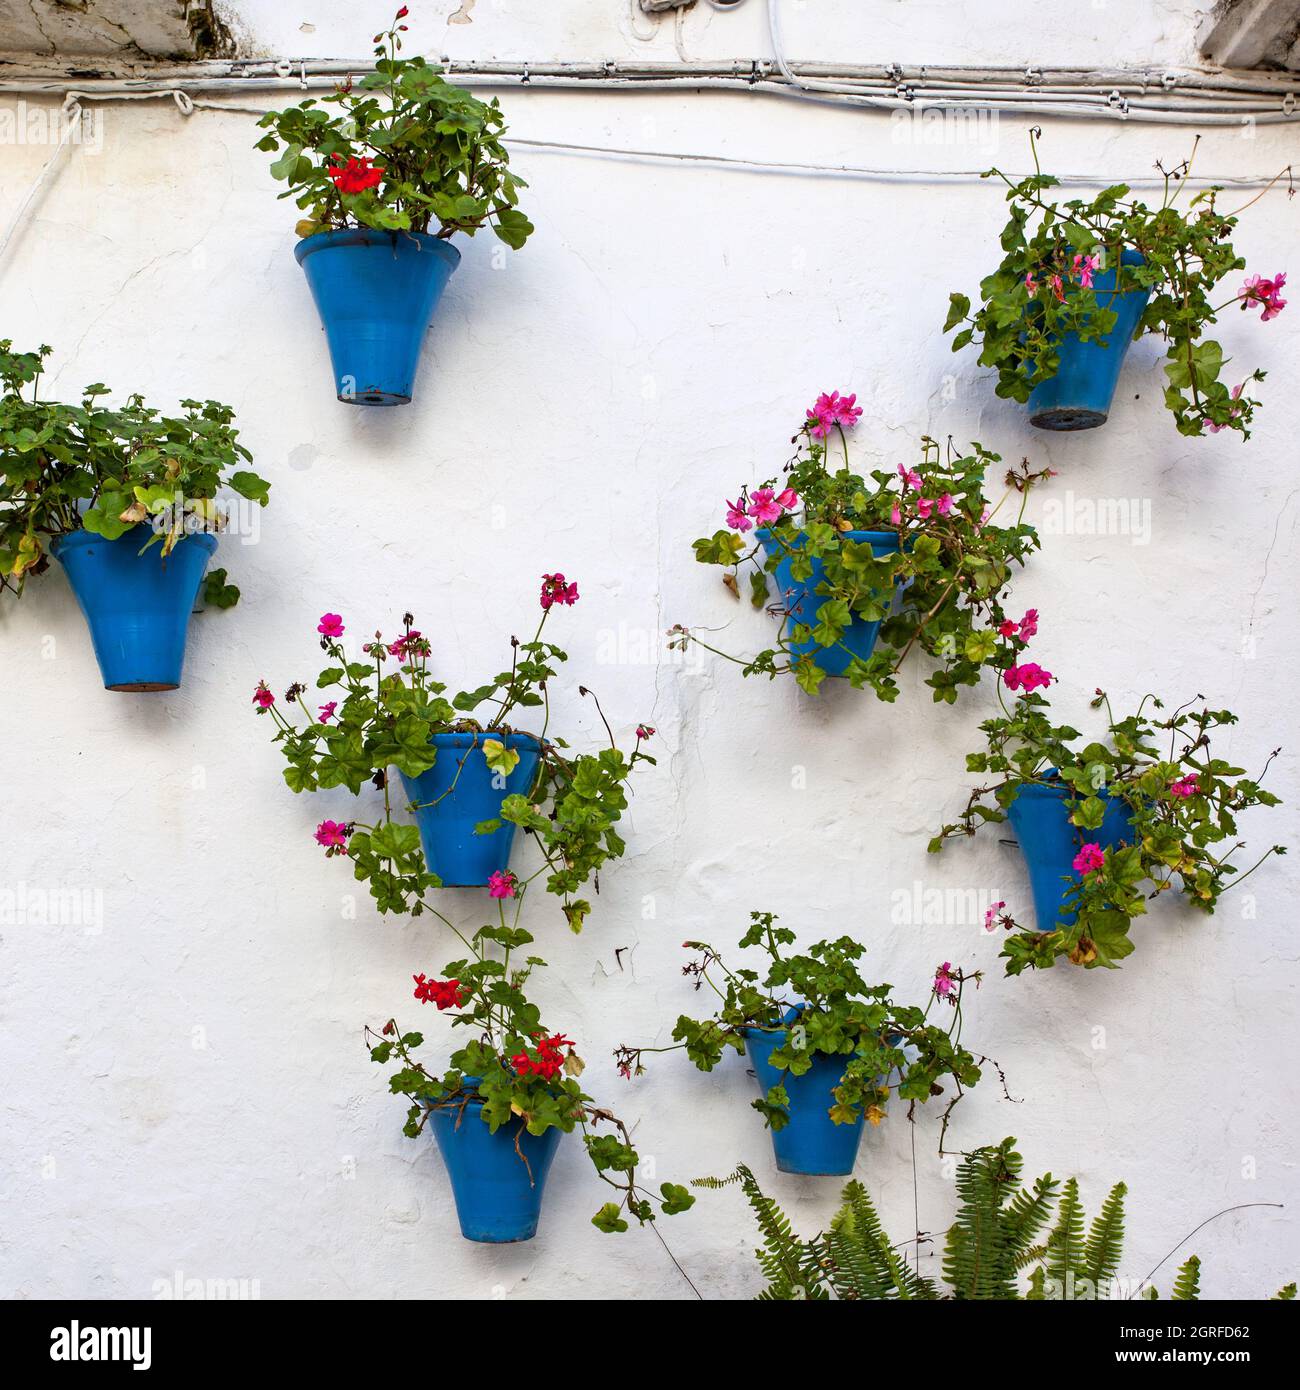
(448, 0, 475, 26)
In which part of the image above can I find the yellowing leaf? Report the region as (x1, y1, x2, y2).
(482, 738, 520, 776)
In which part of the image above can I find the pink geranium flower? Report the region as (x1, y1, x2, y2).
(1004, 662, 1053, 693)
(1018, 609, 1039, 641)
(1072, 253, 1100, 290)
(1049, 274, 1065, 303)
(806, 390, 863, 438)
(933, 962, 956, 998)
(540, 573, 579, 609)
(318, 701, 338, 724)
(936, 493, 955, 516)
(317, 613, 344, 638)
(389, 630, 423, 661)
(1170, 774, 1200, 798)
(898, 464, 923, 491)
(916, 497, 934, 520)
(488, 870, 518, 900)
(315, 820, 350, 852)
(890, 502, 901, 526)
(636, 724, 655, 740)
(984, 900, 1006, 933)
(746, 487, 784, 525)
(1072, 842, 1106, 875)
(1025, 271, 1038, 294)
(252, 681, 275, 710)
(725, 497, 753, 532)
(1240, 272, 1287, 322)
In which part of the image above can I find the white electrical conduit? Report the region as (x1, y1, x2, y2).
(3, 72, 1293, 125)
(1, 82, 1290, 273)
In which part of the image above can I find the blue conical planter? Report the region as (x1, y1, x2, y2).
(398, 732, 543, 887)
(1027, 250, 1151, 430)
(757, 529, 901, 680)
(745, 1024, 865, 1176)
(50, 525, 216, 692)
(294, 229, 460, 406)
(429, 1097, 562, 1243)
(1005, 774, 1136, 931)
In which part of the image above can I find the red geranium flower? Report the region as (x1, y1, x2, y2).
(328, 155, 384, 196)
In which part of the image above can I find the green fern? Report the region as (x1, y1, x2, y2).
(1170, 1255, 1202, 1301)
(1082, 1182, 1127, 1287)
(710, 1140, 1291, 1301)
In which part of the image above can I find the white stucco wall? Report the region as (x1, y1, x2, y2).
(1, 0, 1297, 1300)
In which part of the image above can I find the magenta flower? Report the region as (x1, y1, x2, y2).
(983, 900, 1006, 933)
(916, 496, 934, 520)
(897, 464, 923, 491)
(390, 630, 423, 661)
(806, 390, 863, 438)
(746, 487, 784, 525)
(775, 487, 799, 511)
(252, 681, 275, 710)
(315, 820, 350, 852)
(1018, 609, 1039, 641)
(1072, 842, 1106, 875)
(540, 573, 579, 610)
(1049, 274, 1065, 303)
(1072, 253, 1100, 290)
(636, 724, 655, 740)
(1170, 774, 1200, 798)
(488, 869, 518, 900)
(1025, 271, 1038, 294)
(933, 962, 956, 998)
(1240, 272, 1287, 322)
(890, 501, 901, 526)
(725, 497, 753, 532)
(317, 613, 345, 638)
(1004, 662, 1053, 693)
(318, 701, 338, 724)
(936, 493, 955, 517)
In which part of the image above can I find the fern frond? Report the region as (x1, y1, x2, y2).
(1045, 1177, 1085, 1287)
(943, 1139, 1025, 1300)
(1170, 1255, 1201, 1301)
(1082, 1181, 1127, 1287)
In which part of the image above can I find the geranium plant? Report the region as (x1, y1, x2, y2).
(945, 134, 1289, 438)
(254, 577, 654, 933)
(369, 937, 695, 1234)
(0, 339, 268, 604)
(931, 685, 1285, 972)
(614, 911, 993, 1150)
(256, 4, 533, 248)
(678, 393, 1050, 699)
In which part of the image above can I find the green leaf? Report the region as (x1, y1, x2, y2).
(482, 738, 520, 776)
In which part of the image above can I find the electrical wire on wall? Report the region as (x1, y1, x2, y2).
(0, 0, 1297, 267)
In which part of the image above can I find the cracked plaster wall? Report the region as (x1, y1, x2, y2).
(0, 0, 1296, 1301)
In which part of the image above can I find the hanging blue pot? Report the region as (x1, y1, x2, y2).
(428, 1095, 563, 1243)
(294, 229, 460, 406)
(1027, 250, 1151, 430)
(745, 1020, 864, 1176)
(1005, 772, 1136, 931)
(50, 525, 216, 693)
(757, 529, 901, 680)
(398, 732, 543, 887)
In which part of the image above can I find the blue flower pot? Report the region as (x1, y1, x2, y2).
(1005, 773, 1136, 931)
(428, 1096, 562, 1243)
(745, 1024, 865, 1176)
(757, 529, 901, 680)
(398, 732, 543, 887)
(294, 229, 461, 406)
(50, 525, 216, 692)
(1027, 250, 1151, 431)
